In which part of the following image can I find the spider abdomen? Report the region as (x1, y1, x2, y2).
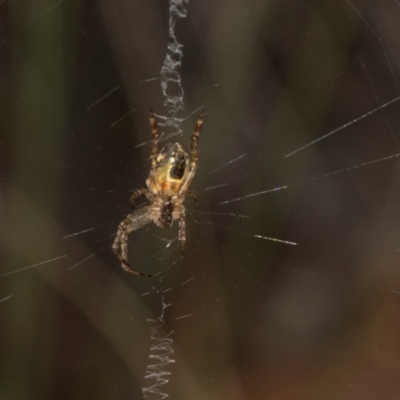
(151, 143, 190, 197)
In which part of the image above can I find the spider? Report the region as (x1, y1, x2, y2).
(112, 110, 204, 277)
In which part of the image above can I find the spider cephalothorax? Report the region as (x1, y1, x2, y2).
(160, 200, 174, 227)
(112, 110, 204, 277)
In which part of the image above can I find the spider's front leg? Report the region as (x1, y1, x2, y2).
(190, 111, 204, 168)
(149, 110, 159, 169)
(178, 112, 204, 196)
(112, 206, 153, 277)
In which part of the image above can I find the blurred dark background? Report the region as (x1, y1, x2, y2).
(1, 0, 400, 398)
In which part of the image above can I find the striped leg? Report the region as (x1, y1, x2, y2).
(190, 111, 204, 168)
(112, 207, 152, 277)
(179, 207, 186, 256)
(149, 110, 159, 169)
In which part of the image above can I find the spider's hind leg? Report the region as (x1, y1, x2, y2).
(121, 260, 152, 278)
(112, 207, 153, 277)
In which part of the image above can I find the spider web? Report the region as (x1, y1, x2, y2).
(1, 0, 400, 399)
(142, 2, 188, 398)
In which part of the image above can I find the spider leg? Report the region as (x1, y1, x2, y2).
(186, 190, 197, 203)
(149, 110, 159, 169)
(190, 111, 204, 168)
(179, 207, 186, 256)
(112, 206, 153, 277)
(129, 188, 149, 209)
(147, 110, 163, 195)
(178, 112, 204, 195)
